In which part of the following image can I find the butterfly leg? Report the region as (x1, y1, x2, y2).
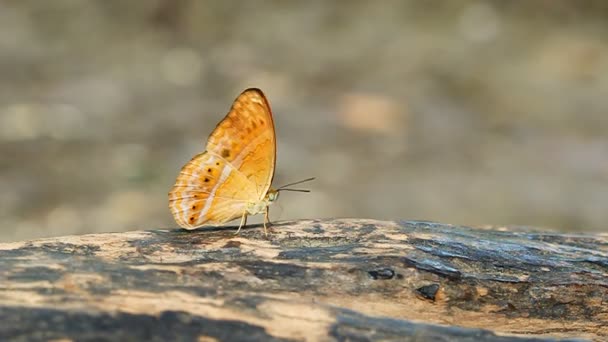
(265, 206, 273, 226)
(235, 212, 248, 235)
(263, 206, 271, 236)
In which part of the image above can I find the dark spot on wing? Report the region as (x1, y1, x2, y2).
(221, 149, 231, 158)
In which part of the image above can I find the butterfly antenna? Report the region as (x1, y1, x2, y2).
(276, 177, 316, 193)
(277, 177, 316, 189)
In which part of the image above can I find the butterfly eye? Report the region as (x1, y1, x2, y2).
(269, 192, 278, 201)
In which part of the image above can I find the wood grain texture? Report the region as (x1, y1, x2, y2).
(0, 219, 606, 341)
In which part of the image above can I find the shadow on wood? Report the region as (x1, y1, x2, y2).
(0, 219, 606, 341)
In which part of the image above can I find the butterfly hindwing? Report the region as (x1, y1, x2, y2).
(169, 152, 252, 227)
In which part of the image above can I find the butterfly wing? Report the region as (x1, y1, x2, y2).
(169, 152, 254, 227)
(168, 88, 276, 229)
(206, 88, 276, 198)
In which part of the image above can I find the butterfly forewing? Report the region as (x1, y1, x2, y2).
(168, 88, 277, 229)
(206, 89, 276, 198)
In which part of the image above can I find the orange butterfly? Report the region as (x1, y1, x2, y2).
(168, 88, 312, 235)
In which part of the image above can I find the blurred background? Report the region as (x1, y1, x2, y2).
(1, 1, 608, 242)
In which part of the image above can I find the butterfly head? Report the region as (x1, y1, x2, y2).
(247, 178, 314, 216)
(266, 188, 280, 202)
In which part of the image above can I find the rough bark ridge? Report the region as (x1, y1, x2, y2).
(0, 219, 606, 341)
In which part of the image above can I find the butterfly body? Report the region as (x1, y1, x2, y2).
(169, 88, 277, 234)
(246, 189, 278, 216)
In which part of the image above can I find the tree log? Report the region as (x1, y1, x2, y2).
(0, 219, 606, 341)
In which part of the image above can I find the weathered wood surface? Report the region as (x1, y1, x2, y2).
(0, 219, 606, 341)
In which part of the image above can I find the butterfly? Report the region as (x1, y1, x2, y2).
(168, 88, 313, 235)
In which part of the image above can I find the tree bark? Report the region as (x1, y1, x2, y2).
(0, 219, 606, 341)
